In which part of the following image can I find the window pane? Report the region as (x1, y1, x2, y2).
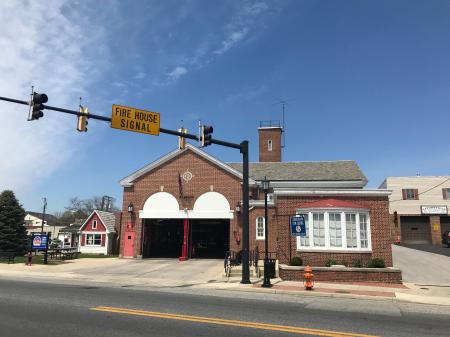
(360, 214, 368, 248)
(86, 234, 93, 245)
(329, 213, 342, 247)
(313, 213, 325, 247)
(346, 213, 357, 248)
(256, 217, 264, 238)
(94, 234, 102, 245)
(298, 214, 309, 247)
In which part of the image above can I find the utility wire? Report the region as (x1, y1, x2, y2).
(389, 176, 450, 203)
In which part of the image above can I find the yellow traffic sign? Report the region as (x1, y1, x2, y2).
(111, 104, 160, 136)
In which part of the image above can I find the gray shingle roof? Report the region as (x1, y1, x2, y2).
(227, 161, 367, 182)
(95, 210, 117, 233)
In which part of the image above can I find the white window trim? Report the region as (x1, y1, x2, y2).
(296, 209, 372, 252)
(267, 139, 273, 152)
(92, 220, 97, 229)
(256, 216, 265, 240)
(85, 233, 102, 246)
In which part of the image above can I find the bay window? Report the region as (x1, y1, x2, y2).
(296, 209, 371, 251)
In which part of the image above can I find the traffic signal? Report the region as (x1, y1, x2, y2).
(201, 125, 213, 147)
(77, 105, 88, 132)
(29, 92, 48, 120)
(178, 127, 187, 149)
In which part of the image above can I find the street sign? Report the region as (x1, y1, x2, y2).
(290, 215, 306, 236)
(111, 104, 160, 136)
(31, 233, 48, 250)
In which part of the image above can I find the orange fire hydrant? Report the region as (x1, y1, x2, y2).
(303, 265, 314, 290)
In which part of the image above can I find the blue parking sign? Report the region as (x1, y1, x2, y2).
(290, 215, 306, 236)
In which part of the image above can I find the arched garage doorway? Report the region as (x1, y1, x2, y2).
(140, 191, 232, 259)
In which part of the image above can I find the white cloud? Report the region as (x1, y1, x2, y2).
(167, 66, 188, 80)
(214, 28, 249, 55)
(214, 1, 269, 55)
(0, 1, 107, 191)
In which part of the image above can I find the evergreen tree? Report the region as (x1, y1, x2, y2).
(0, 190, 27, 254)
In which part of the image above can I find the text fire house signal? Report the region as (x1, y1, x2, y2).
(111, 104, 160, 136)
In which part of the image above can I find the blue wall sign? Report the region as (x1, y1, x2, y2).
(31, 233, 48, 250)
(290, 215, 306, 236)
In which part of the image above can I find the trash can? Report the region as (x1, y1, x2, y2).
(267, 259, 276, 278)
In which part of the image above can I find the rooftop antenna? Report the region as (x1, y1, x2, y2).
(276, 99, 292, 149)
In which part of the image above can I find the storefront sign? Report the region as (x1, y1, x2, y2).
(421, 206, 448, 215)
(31, 233, 48, 250)
(290, 215, 306, 236)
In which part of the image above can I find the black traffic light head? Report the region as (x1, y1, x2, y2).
(202, 125, 213, 147)
(30, 92, 48, 120)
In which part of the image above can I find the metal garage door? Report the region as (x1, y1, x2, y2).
(401, 216, 431, 244)
(441, 216, 450, 234)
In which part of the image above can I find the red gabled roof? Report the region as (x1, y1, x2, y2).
(296, 198, 366, 209)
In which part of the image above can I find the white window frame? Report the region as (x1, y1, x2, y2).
(256, 216, 265, 240)
(92, 220, 97, 229)
(85, 233, 102, 246)
(267, 139, 273, 152)
(296, 208, 372, 252)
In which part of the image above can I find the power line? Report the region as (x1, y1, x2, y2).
(389, 176, 450, 203)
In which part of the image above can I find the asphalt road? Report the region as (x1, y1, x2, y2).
(0, 278, 449, 337)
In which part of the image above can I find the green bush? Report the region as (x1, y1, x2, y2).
(290, 256, 302, 266)
(325, 259, 338, 267)
(368, 258, 385, 268)
(340, 260, 348, 267)
(352, 259, 364, 268)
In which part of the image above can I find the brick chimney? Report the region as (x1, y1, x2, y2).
(259, 124, 282, 162)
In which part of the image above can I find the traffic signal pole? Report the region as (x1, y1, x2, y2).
(0, 95, 252, 284)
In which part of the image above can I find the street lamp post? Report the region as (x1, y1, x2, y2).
(261, 177, 271, 288)
(40, 197, 48, 265)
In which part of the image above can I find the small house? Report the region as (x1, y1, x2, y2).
(79, 210, 117, 255)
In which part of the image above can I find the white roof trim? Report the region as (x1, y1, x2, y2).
(79, 210, 110, 234)
(139, 209, 234, 219)
(249, 200, 275, 207)
(119, 143, 253, 186)
(256, 180, 366, 188)
(274, 189, 392, 197)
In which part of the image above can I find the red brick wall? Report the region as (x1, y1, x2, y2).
(279, 266, 402, 283)
(274, 196, 393, 267)
(258, 128, 282, 162)
(82, 213, 106, 232)
(121, 150, 243, 257)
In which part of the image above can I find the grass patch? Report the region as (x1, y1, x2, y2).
(0, 254, 59, 265)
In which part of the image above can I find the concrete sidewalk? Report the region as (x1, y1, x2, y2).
(1, 258, 450, 306)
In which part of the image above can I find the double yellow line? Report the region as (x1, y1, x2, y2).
(91, 306, 378, 337)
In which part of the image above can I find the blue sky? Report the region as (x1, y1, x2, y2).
(1, 0, 450, 214)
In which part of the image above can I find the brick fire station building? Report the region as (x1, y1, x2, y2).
(118, 125, 393, 270)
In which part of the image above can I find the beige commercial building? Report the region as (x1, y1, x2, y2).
(380, 176, 450, 245)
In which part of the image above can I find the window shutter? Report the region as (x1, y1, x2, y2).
(101, 234, 106, 247)
(414, 189, 419, 200)
(402, 189, 407, 200)
(443, 188, 448, 200)
(81, 234, 85, 246)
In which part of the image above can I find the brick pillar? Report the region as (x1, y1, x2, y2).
(430, 216, 441, 245)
